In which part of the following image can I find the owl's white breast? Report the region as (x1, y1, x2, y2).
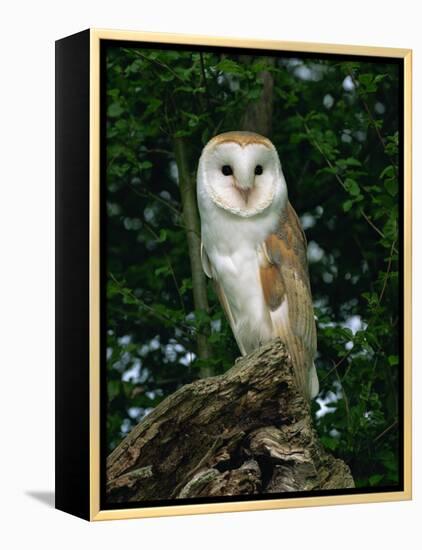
(198, 192, 284, 353)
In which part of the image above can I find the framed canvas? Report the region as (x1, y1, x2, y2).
(55, 28, 412, 521)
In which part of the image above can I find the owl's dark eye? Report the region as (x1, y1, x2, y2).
(221, 165, 233, 176)
(255, 165, 263, 175)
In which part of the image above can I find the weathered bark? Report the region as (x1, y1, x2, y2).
(106, 339, 354, 503)
(173, 136, 212, 375)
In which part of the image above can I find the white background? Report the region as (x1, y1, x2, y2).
(0, 0, 419, 548)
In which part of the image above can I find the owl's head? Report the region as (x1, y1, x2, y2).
(197, 131, 287, 218)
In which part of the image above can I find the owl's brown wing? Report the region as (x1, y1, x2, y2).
(259, 202, 317, 398)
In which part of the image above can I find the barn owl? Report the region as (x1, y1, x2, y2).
(196, 131, 319, 400)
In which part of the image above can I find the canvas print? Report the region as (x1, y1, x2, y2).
(102, 42, 403, 507)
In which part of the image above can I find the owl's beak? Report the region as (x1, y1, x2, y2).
(237, 187, 251, 204)
(233, 177, 252, 205)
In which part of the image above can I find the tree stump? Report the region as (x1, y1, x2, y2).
(106, 339, 354, 503)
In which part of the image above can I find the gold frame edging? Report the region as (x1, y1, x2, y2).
(88, 28, 412, 521)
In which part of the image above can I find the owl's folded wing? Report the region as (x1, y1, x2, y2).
(259, 202, 317, 398)
(200, 242, 246, 355)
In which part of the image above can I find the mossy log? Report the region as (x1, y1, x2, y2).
(106, 339, 354, 503)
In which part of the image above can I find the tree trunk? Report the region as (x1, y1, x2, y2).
(106, 339, 354, 503)
(173, 136, 212, 375)
(240, 56, 275, 138)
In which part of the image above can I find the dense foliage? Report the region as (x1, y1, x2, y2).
(105, 44, 401, 489)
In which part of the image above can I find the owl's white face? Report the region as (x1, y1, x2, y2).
(197, 132, 287, 218)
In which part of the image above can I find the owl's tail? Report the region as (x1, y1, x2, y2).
(308, 362, 319, 400)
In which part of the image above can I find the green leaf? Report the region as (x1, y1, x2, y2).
(216, 59, 244, 75)
(320, 436, 339, 451)
(108, 102, 124, 118)
(159, 72, 175, 83)
(342, 199, 353, 212)
(157, 229, 167, 243)
(341, 158, 362, 167)
(369, 474, 384, 486)
(122, 294, 138, 306)
(144, 98, 163, 116)
(173, 129, 192, 138)
(188, 114, 199, 128)
(180, 278, 193, 295)
(344, 178, 360, 196)
(246, 87, 262, 100)
(358, 73, 373, 86)
(385, 178, 397, 197)
(380, 165, 395, 179)
(139, 160, 153, 170)
(154, 265, 171, 277)
(358, 73, 378, 93)
(108, 380, 121, 400)
(374, 74, 388, 85)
